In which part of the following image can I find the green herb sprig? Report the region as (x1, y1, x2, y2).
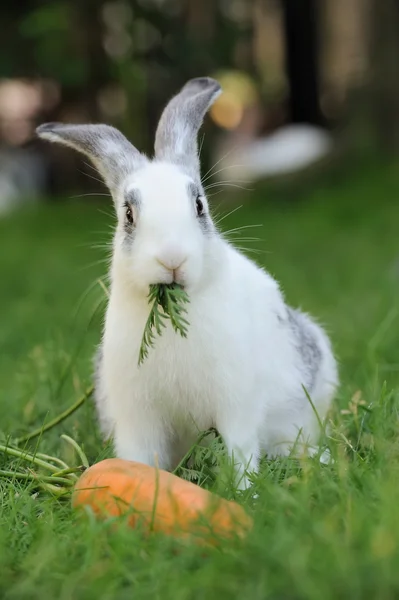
(138, 283, 190, 365)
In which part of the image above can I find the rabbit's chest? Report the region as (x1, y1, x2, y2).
(105, 318, 235, 428)
(139, 327, 222, 425)
(103, 290, 255, 426)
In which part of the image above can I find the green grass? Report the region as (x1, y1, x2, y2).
(1, 160, 399, 598)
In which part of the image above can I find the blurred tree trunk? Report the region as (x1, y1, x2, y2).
(78, 0, 107, 123)
(185, 0, 216, 45)
(369, 0, 399, 153)
(281, 0, 324, 126)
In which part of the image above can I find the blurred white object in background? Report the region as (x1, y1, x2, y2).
(211, 124, 333, 183)
(209, 69, 333, 184)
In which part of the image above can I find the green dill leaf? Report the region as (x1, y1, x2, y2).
(138, 283, 190, 366)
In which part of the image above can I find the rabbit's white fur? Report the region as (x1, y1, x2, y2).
(37, 77, 338, 488)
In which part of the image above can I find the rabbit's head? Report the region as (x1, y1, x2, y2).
(37, 77, 222, 293)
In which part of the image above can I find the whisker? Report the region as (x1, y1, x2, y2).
(72, 276, 110, 321)
(201, 150, 233, 183)
(224, 236, 262, 243)
(204, 178, 249, 187)
(230, 240, 270, 254)
(74, 242, 113, 251)
(205, 182, 253, 192)
(201, 146, 240, 182)
(77, 258, 112, 272)
(222, 229, 267, 254)
(223, 224, 263, 235)
(213, 205, 243, 225)
(90, 224, 117, 234)
(77, 232, 114, 247)
(206, 190, 226, 199)
(97, 278, 110, 298)
(70, 193, 111, 199)
(202, 163, 247, 184)
(231, 245, 264, 255)
(83, 161, 101, 174)
(97, 206, 115, 217)
(78, 169, 105, 187)
(97, 211, 116, 226)
(87, 244, 113, 251)
(198, 133, 205, 159)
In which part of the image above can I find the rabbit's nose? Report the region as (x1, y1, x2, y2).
(156, 243, 188, 273)
(156, 255, 187, 272)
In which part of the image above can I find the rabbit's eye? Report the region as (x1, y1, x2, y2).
(125, 206, 134, 225)
(196, 197, 204, 217)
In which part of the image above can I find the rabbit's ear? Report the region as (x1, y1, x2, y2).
(154, 77, 221, 178)
(36, 123, 146, 193)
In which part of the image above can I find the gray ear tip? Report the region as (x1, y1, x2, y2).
(183, 77, 221, 96)
(36, 122, 63, 137)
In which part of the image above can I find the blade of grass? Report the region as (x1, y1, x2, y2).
(61, 434, 89, 468)
(16, 385, 94, 446)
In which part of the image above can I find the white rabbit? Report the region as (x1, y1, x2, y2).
(37, 77, 338, 488)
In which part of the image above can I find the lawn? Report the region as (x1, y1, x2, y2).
(1, 160, 399, 599)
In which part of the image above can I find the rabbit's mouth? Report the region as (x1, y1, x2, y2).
(154, 266, 187, 288)
(152, 272, 186, 288)
(173, 272, 186, 287)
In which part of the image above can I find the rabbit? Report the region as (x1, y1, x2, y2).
(36, 77, 338, 489)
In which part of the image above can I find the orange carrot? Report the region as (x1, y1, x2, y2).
(72, 458, 252, 544)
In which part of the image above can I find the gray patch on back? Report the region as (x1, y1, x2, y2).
(286, 307, 322, 391)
